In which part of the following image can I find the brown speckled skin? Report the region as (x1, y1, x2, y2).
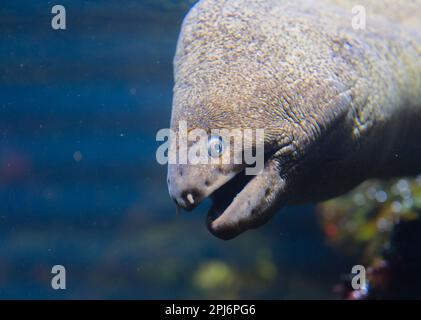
(168, 0, 421, 239)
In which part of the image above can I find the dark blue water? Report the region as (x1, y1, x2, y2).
(0, 0, 353, 299)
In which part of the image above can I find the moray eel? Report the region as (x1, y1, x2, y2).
(167, 0, 421, 239)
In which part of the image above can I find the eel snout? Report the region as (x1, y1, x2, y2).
(167, 154, 288, 240)
(167, 163, 238, 211)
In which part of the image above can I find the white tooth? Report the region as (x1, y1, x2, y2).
(187, 193, 195, 205)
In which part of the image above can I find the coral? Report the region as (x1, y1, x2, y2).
(318, 176, 421, 299)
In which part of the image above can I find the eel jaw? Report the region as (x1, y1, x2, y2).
(167, 148, 289, 240)
(206, 158, 287, 240)
(206, 169, 253, 239)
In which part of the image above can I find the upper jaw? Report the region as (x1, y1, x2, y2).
(167, 163, 241, 211)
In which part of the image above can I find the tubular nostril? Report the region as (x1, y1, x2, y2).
(179, 189, 201, 211)
(173, 198, 180, 206)
(186, 193, 195, 205)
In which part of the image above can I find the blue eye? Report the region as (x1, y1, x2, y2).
(208, 135, 225, 158)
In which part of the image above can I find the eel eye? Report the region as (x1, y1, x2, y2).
(208, 135, 225, 158)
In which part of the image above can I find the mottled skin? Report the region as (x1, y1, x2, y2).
(167, 0, 421, 239)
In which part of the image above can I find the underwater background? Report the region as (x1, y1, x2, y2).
(1, 0, 407, 299)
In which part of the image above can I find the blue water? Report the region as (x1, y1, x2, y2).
(0, 1, 353, 299)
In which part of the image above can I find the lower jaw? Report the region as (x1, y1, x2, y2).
(207, 169, 254, 222)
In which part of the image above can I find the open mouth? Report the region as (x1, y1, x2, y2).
(208, 168, 253, 222)
(202, 146, 286, 239)
(206, 147, 278, 225)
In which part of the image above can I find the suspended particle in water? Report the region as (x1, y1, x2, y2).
(73, 151, 82, 162)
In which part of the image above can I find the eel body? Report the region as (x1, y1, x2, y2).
(167, 0, 421, 239)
